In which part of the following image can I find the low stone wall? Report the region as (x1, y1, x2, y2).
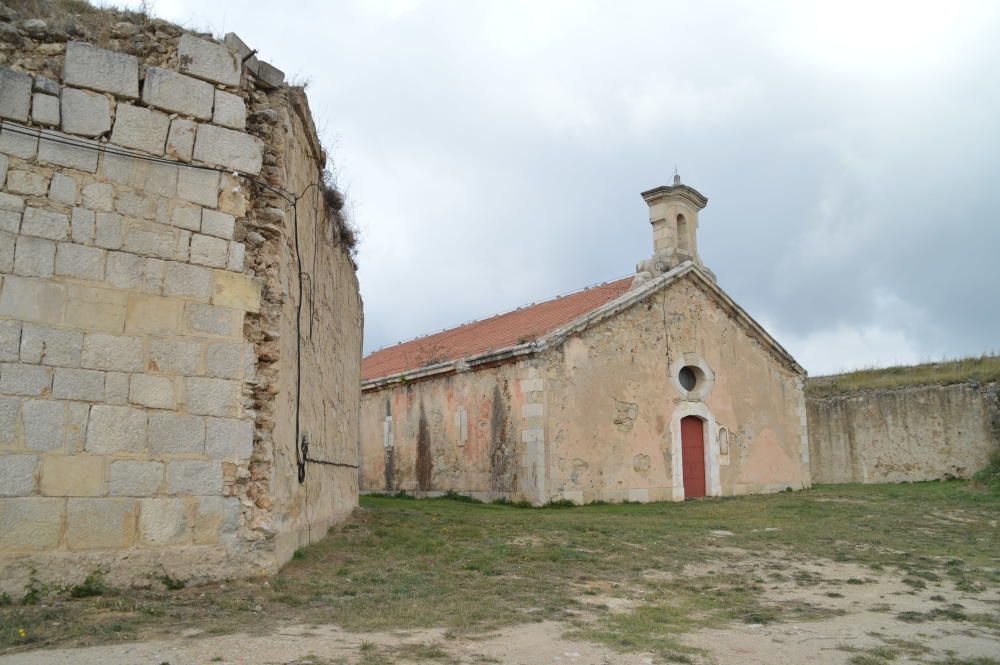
(0, 6, 360, 595)
(807, 382, 999, 484)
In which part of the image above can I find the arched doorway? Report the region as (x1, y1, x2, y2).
(680, 415, 706, 499)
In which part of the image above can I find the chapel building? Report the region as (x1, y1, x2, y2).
(359, 178, 810, 504)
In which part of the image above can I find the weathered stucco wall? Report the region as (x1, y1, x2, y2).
(0, 7, 360, 595)
(543, 275, 808, 504)
(360, 360, 535, 502)
(807, 383, 999, 484)
(360, 273, 808, 504)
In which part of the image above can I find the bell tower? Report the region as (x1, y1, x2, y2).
(634, 174, 714, 285)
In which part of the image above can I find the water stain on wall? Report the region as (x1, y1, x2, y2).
(489, 382, 515, 494)
(416, 402, 432, 491)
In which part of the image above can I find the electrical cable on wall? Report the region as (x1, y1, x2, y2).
(0, 119, 357, 484)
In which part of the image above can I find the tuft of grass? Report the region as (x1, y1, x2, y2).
(157, 574, 186, 591)
(69, 571, 107, 599)
(806, 354, 1000, 397)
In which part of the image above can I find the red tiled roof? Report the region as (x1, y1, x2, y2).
(362, 276, 634, 381)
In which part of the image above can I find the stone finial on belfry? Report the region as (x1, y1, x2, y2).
(633, 174, 715, 286)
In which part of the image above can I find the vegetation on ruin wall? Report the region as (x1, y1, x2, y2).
(1, 482, 997, 661)
(806, 354, 1000, 398)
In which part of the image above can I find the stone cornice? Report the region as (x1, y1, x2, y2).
(640, 183, 708, 211)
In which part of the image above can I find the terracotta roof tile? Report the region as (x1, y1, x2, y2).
(362, 276, 634, 381)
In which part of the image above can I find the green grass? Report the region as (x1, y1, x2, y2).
(806, 354, 1000, 397)
(1, 482, 997, 659)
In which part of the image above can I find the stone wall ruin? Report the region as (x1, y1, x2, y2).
(0, 4, 362, 595)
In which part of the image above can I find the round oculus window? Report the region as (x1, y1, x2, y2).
(678, 365, 698, 391)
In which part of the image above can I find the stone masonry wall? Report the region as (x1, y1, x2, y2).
(807, 382, 999, 484)
(0, 5, 361, 594)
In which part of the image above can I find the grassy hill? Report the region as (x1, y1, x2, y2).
(806, 355, 1000, 398)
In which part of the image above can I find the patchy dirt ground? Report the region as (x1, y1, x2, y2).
(2, 484, 998, 664)
(4, 558, 996, 665)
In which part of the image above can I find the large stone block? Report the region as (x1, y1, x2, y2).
(52, 367, 105, 401)
(256, 61, 285, 89)
(212, 270, 260, 313)
(21, 398, 64, 451)
(85, 405, 147, 453)
(109, 460, 162, 496)
(166, 118, 196, 162)
(205, 417, 252, 461)
(49, 173, 78, 205)
(6, 170, 49, 196)
(166, 459, 222, 495)
(185, 377, 241, 417)
(0, 363, 53, 397)
(0, 453, 38, 497)
(129, 373, 176, 409)
(82, 182, 114, 212)
(104, 371, 129, 405)
(125, 294, 182, 335)
(227, 241, 245, 272)
(0, 230, 14, 273)
(0, 396, 20, 445)
(64, 285, 127, 334)
(0, 275, 66, 325)
(31, 92, 60, 126)
(37, 131, 100, 172)
(197, 495, 241, 544)
(147, 337, 201, 375)
(148, 412, 205, 454)
(62, 42, 139, 98)
(200, 209, 235, 239)
(217, 173, 247, 218)
(178, 33, 241, 86)
(19, 324, 83, 367)
(0, 68, 32, 121)
(21, 207, 69, 241)
(138, 497, 190, 545)
(190, 233, 228, 268)
(168, 203, 202, 232)
(213, 89, 246, 129)
(110, 103, 170, 154)
(55, 242, 106, 281)
(163, 262, 212, 300)
(0, 193, 24, 213)
(70, 207, 95, 244)
(66, 401, 90, 452)
(142, 67, 213, 120)
(0, 209, 21, 235)
(0, 319, 20, 362)
(177, 167, 220, 208)
(65, 497, 137, 549)
(193, 124, 263, 174)
(183, 303, 242, 337)
(122, 223, 175, 260)
(0, 498, 63, 551)
(0, 125, 38, 159)
(94, 212, 124, 249)
(116, 190, 157, 220)
(204, 341, 244, 379)
(60, 87, 112, 137)
(81, 333, 143, 372)
(41, 454, 104, 496)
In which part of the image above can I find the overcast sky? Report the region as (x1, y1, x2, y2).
(126, 0, 999, 375)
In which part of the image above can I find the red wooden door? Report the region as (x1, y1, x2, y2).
(681, 416, 706, 499)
